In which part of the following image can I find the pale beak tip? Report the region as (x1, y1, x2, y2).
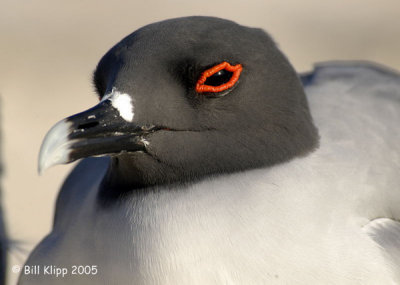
(38, 119, 72, 175)
(37, 160, 48, 176)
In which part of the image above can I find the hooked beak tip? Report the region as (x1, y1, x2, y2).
(37, 98, 147, 175)
(38, 119, 73, 175)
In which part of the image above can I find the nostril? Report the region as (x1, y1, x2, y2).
(78, 121, 99, 130)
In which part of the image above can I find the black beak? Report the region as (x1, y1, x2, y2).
(38, 99, 151, 174)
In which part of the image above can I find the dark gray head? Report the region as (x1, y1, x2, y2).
(39, 16, 318, 191)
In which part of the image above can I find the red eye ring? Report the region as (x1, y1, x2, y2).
(195, 62, 243, 93)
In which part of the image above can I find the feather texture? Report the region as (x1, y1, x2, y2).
(20, 62, 400, 284)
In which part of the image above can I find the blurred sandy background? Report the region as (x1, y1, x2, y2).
(1, 0, 400, 284)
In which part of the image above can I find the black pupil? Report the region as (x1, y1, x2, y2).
(204, 69, 233, 86)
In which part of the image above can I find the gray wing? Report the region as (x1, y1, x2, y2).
(19, 157, 109, 285)
(52, 157, 109, 232)
(300, 60, 400, 89)
(301, 61, 400, 277)
(363, 218, 400, 271)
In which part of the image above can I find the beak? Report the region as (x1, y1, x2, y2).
(38, 99, 151, 174)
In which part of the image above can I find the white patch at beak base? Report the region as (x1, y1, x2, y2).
(102, 88, 134, 122)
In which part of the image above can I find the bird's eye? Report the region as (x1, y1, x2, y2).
(196, 62, 243, 94)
